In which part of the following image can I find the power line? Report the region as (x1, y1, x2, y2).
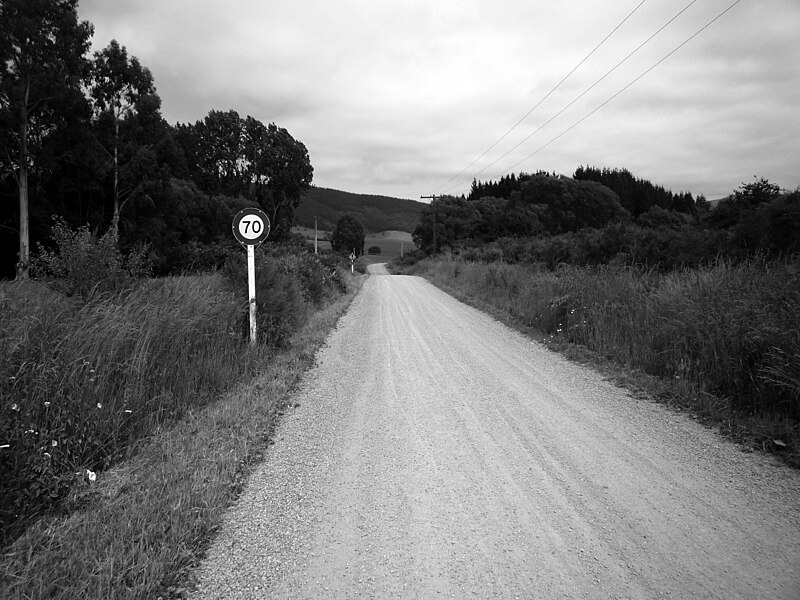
(497, 0, 744, 179)
(439, 0, 701, 196)
(430, 0, 649, 195)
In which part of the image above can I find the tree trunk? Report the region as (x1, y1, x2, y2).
(16, 91, 30, 281)
(112, 114, 120, 228)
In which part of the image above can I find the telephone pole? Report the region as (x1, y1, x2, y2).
(420, 195, 441, 255)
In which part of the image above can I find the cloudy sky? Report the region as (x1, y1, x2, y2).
(78, 0, 799, 201)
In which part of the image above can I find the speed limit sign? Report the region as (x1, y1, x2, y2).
(232, 208, 270, 246)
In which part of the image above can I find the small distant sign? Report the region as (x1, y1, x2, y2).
(349, 251, 356, 261)
(232, 208, 270, 246)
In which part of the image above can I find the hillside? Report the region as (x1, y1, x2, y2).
(295, 187, 426, 233)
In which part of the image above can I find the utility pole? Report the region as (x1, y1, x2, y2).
(420, 195, 441, 255)
(314, 216, 318, 254)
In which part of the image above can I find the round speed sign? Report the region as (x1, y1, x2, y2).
(232, 208, 270, 246)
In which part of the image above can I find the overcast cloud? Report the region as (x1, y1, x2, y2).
(78, 0, 800, 201)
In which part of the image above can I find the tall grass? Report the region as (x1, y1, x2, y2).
(0, 278, 360, 599)
(405, 255, 800, 456)
(0, 275, 261, 542)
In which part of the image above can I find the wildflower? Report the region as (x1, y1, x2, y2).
(124, 409, 132, 414)
(9, 376, 16, 382)
(11, 403, 19, 411)
(44, 401, 51, 408)
(97, 403, 102, 409)
(0, 444, 9, 450)
(51, 440, 58, 447)
(89, 369, 95, 374)
(86, 469, 96, 482)
(44, 452, 51, 459)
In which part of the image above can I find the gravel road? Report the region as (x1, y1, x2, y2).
(190, 263, 800, 599)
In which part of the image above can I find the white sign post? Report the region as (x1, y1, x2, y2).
(349, 250, 356, 274)
(232, 208, 271, 345)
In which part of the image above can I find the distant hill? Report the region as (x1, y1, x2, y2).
(295, 187, 426, 233)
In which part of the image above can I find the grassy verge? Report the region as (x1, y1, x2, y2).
(393, 255, 800, 466)
(0, 272, 363, 599)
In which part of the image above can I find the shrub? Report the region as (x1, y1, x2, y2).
(221, 251, 307, 347)
(389, 250, 423, 272)
(33, 218, 151, 301)
(155, 240, 239, 276)
(368, 246, 381, 255)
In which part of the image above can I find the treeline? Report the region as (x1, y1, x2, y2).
(415, 168, 799, 268)
(469, 167, 698, 217)
(1, 1, 312, 279)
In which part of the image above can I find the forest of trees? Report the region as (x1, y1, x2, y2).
(415, 169, 799, 269)
(1, 0, 313, 279)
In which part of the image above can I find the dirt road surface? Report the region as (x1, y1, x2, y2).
(190, 263, 800, 599)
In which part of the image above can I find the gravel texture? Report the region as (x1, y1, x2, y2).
(190, 263, 800, 599)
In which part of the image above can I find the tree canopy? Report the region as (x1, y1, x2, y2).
(331, 215, 365, 256)
(175, 111, 313, 240)
(0, 2, 314, 278)
(415, 171, 798, 270)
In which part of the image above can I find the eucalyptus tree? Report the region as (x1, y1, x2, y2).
(0, 0, 93, 279)
(90, 39, 157, 228)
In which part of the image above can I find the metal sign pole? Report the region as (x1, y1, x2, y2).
(232, 207, 271, 346)
(247, 244, 257, 345)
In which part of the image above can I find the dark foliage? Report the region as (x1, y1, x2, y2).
(415, 170, 798, 271)
(331, 215, 365, 256)
(574, 165, 699, 217)
(174, 111, 313, 240)
(414, 173, 629, 254)
(0, 6, 314, 278)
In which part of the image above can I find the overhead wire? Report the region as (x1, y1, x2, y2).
(430, 0, 649, 194)
(438, 0, 701, 196)
(497, 0, 744, 179)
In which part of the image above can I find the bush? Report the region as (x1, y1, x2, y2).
(154, 240, 239, 276)
(221, 251, 307, 348)
(32, 217, 151, 300)
(368, 246, 381, 255)
(389, 250, 425, 272)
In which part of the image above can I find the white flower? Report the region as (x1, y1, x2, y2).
(44, 401, 51, 408)
(0, 444, 9, 450)
(97, 403, 102, 409)
(11, 403, 19, 411)
(51, 440, 58, 447)
(86, 469, 96, 482)
(124, 409, 132, 414)
(44, 452, 51, 459)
